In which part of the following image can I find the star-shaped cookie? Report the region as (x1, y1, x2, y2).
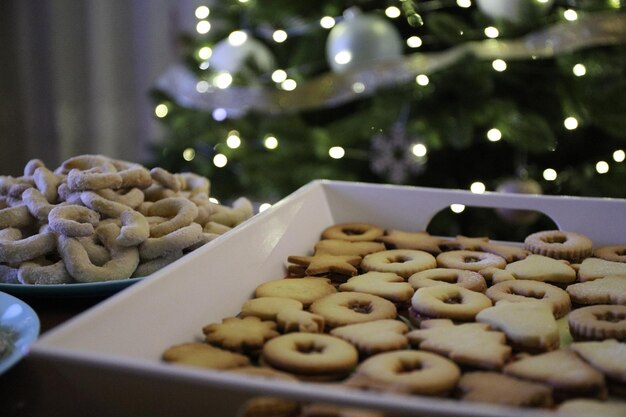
(203, 316, 279, 353)
(287, 253, 361, 276)
(375, 229, 447, 254)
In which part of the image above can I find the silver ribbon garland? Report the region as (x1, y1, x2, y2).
(156, 12, 626, 116)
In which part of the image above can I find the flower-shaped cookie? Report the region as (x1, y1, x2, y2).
(203, 316, 279, 353)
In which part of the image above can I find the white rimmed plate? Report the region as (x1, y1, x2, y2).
(0, 291, 40, 374)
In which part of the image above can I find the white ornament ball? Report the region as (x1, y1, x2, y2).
(476, 0, 554, 24)
(326, 12, 403, 74)
(210, 33, 275, 75)
(495, 178, 543, 225)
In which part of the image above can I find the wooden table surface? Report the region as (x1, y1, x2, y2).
(0, 294, 109, 417)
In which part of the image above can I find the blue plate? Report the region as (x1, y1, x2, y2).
(0, 278, 141, 298)
(0, 291, 40, 374)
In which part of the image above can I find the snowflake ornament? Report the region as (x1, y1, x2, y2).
(370, 122, 426, 184)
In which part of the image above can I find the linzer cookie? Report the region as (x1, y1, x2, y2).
(314, 239, 385, 257)
(408, 268, 487, 293)
(485, 280, 571, 319)
(411, 284, 492, 322)
(261, 333, 358, 380)
(310, 292, 397, 329)
(347, 350, 460, 396)
(321, 223, 384, 242)
(436, 250, 506, 272)
(524, 230, 593, 263)
(594, 245, 626, 263)
(568, 304, 626, 341)
(360, 249, 436, 278)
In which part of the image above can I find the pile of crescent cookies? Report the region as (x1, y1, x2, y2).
(164, 223, 626, 417)
(0, 154, 253, 285)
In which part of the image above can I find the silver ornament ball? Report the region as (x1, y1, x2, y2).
(210, 33, 275, 75)
(495, 178, 543, 225)
(326, 11, 403, 74)
(476, 0, 554, 24)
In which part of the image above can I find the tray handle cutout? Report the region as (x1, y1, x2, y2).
(426, 204, 557, 243)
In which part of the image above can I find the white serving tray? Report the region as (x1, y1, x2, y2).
(30, 180, 626, 417)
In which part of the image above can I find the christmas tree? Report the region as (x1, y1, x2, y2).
(150, 0, 626, 240)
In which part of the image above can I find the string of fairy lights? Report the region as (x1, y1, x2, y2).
(154, 0, 625, 210)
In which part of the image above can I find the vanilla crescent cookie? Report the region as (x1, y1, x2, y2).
(360, 249, 436, 278)
(567, 304, 626, 342)
(524, 230, 593, 263)
(321, 223, 384, 242)
(408, 268, 487, 293)
(485, 280, 571, 319)
(347, 350, 460, 396)
(261, 333, 358, 380)
(436, 250, 506, 272)
(411, 284, 492, 322)
(309, 291, 397, 329)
